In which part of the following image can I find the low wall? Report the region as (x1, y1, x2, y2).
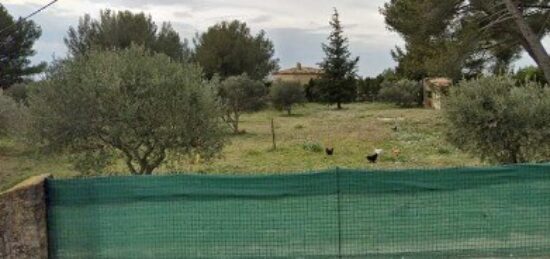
(0, 174, 50, 259)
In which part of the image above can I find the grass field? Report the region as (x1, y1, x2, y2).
(0, 102, 483, 191)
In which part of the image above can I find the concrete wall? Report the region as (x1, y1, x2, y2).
(0, 174, 50, 259)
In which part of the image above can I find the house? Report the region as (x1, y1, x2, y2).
(423, 77, 452, 110)
(272, 63, 323, 85)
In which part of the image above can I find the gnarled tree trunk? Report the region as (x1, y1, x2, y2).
(503, 0, 550, 84)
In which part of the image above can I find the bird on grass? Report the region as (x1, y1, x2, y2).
(392, 147, 401, 157)
(325, 147, 334, 156)
(366, 149, 384, 163)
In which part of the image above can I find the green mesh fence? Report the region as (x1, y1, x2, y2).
(46, 164, 550, 258)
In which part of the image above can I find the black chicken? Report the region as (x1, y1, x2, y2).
(366, 153, 378, 163)
(325, 147, 334, 156)
(366, 149, 383, 163)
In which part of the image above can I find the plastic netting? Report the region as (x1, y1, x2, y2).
(46, 164, 550, 258)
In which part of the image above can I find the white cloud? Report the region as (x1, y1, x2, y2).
(0, 1, 407, 76)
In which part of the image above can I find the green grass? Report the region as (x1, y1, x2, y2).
(0, 102, 483, 191)
(0, 138, 77, 192)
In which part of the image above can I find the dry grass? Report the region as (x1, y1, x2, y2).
(0, 138, 76, 191)
(162, 102, 482, 174)
(0, 102, 483, 190)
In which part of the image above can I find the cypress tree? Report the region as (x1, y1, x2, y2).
(318, 8, 359, 109)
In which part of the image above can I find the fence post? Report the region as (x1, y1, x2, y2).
(271, 118, 276, 151)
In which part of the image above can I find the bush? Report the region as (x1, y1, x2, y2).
(27, 46, 226, 175)
(305, 79, 321, 102)
(0, 90, 29, 137)
(219, 74, 268, 134)
(357, 76, 383, 102)
(514, 66, 547, 86)
(5, 83, 29, 104)
(445, 76, 550, 164)
(270, 81, 306, 115)
(377, 79, 422, 108)
(302, 140, 323, 153)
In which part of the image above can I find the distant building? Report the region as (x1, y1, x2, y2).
(272, 63, 323, 85)
(423, 77, 452, 110)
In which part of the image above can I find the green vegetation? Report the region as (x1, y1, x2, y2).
(26, 46, 225, 175)
(0, 102, 483, 191)
(194, 20, 279, 80)
(219, 74, 268, 134)
(270, 81, 306, 115)
(0, 5, 45, 89)
(317, 9, 359, 109)
(515, 66, 548, 85)
(2, 5, 548, 193)
(378, 79, 422, 108)
(0, 90, 28, 136)
(382, 0, 550, 82)
(445, 76, 550, 163)
(65, 9, 190, 61)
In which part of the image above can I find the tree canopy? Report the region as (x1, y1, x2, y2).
(445, 76, 550, 164)
(27, 46, 225, 175)
(194, 20, 279, 80)
(317, 9, 359, 109)
(382, 0, 550, 82)
(270, 80, 306, 115)
(0, 4, 45, 89)
(64, 9, 191, 61)
(218, 74, 267, 133)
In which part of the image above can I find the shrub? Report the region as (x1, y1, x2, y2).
(302, 140, 323, 153)
(514, 66, 547, 86)
(377, 79, 422, 108)
(270, 81, 306, 115)
(5, 83, 29, 104)
(445, 76, 550, 164)
(0, 90, 29, 137)
(27, 46, 226, 175)
(305, 79, 321, 102)
(219, 74, 268, 134)
(357, 76, 383, 102)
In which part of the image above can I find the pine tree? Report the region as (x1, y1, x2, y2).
(0, 4, 45, 89)
(318, 8, 359, 109)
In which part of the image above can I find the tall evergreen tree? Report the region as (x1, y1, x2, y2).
(318, 9, 359, 109)
(0, 4, 46, 89)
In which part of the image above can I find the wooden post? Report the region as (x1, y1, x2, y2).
(271, 118, 276, 151)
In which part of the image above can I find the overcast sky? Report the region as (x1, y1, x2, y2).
(3, 0, 543, 76)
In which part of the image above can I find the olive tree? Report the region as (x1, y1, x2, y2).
(218, 74, 267, 134)
(27, 46, 225, 175)
(270, 81, 306, 116)
(445, 76, 550, 164)
(378, 79, 422, 108)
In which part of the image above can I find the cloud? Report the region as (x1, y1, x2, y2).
(3, 0, 398, 75)
(249, 14, 272, 24)
(3, 0, 542, 76)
